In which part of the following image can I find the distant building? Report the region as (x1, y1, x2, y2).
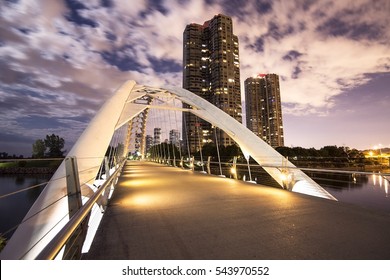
(145, 135, 153, 151)
(153, 128, 161, 145)
(169, 129, 181, 147)
(183, 14, 241, 152)
(244, 74, 284, 147)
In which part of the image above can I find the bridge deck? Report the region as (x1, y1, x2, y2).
(85, 161, 390, 259)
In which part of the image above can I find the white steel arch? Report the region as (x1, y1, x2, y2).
(0, 80, 335, 260)
(163, 86, 335, 200)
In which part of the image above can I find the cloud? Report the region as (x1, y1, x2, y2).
(234, 0, 390, 114)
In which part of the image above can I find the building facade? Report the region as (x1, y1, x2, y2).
(169, 129, 181, 147)
(183, 14, 241, 153)
(153, 127, 161, 145)
(145, 135, 153, 152)
(244, 74, 284, 147)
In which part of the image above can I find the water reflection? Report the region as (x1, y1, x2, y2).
(319, 171, 390, 213)
(372, 173, 389, 197)
(307, 171, 368, 190)
(15, 176, 25, 186)
(0, 174, 50, 239)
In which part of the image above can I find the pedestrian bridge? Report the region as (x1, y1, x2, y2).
(1, 81, 390, 260)
(84, 161, 390, 260)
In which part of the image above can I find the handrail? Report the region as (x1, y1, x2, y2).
(175, 158, 390, 177)
(0, 164, 103, 200)
(241, 164, 390, 177)
(35, 159, 126, 260)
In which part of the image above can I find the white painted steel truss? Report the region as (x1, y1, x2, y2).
(1, 80, 336, 260)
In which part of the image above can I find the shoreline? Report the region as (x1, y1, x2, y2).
(0, 167, 57, 175)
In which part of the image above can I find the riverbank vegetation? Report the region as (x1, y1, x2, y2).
(146, 143, 389, 171)
(0, 159, 62, 174)
(32, 134, 66, 158)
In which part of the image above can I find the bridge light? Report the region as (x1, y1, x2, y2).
(230, 167, 236, 174)
(280, 172, 287, 182)
(280, 170, 295, 191)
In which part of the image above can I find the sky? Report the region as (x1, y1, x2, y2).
(0, 0, 389, 157)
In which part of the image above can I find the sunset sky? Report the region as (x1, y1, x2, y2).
(1, 0, 389, 156)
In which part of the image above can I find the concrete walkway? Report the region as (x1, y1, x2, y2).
(85, 161, 390, 260)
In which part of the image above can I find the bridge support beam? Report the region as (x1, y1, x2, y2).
(231, 156, 238, 180)
(207, 156, 211, 175)
(100, 156, 111, 212)
(64, 157, 89, 259)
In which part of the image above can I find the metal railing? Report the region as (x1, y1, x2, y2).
(35, 158, 126, 260)
(149, 156, 390, 189)
(0, 156, 126, 259)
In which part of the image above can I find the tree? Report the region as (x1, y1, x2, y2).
(224, 144, 242, 158)
(32, 139, 46, 158)
(44, 134, 65, 158)
(148, 143, 180, 159)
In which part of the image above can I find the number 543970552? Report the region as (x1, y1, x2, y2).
(215, 266, 270, 276)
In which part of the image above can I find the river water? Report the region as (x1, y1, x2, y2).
(0, 174, 51, 239)
(313, 171, 390, 213)
(0, 170, 389, 240)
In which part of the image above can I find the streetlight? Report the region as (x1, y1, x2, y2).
(374, 144, 383, 168)
(373, 144, 382, 154)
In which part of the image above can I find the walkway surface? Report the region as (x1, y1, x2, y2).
(85, 161, 390, 260)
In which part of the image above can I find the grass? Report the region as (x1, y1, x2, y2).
(0, 162, 17, 168)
